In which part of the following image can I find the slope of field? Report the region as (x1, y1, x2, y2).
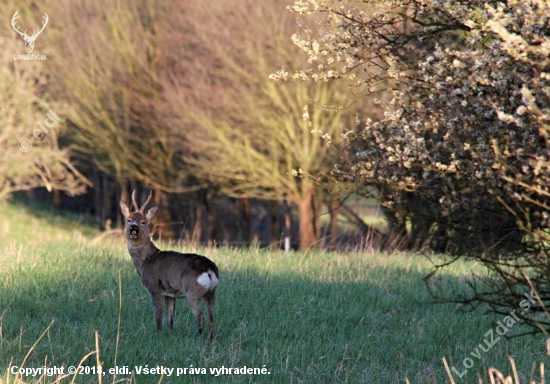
(0, 199, 545, 383)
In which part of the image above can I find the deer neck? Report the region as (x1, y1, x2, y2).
(126, 239, 160, 276)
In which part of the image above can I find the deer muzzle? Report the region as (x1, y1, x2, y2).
(129, 224, 139, 239)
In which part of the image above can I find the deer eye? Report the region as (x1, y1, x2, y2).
(127, 219, 131, 222)
(140, 221, 146, 225)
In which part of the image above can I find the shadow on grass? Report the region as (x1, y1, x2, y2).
(6, 192, 102, 236)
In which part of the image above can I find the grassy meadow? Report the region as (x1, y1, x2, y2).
(0, 200, 547, 383)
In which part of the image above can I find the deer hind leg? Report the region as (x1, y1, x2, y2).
(204, 290, 216, 342)
(164, 297, 176, 332)
(150, 293, 163, 332)
(186, 294, 204, 336)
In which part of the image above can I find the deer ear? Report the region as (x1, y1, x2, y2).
(120, 201, 130, 218)
(145, 206, 158, 222)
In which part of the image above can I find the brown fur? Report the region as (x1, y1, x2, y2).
(120, 191, 219, 341)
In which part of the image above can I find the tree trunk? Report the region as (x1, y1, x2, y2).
(100, 172, 109, 223)
(202, 189, 216, 246)
(312, 193, 322, 249)
(283, 198, 292, 253)
(118, 180, 129, 228)
(241, 198, 251, 246)
(153, 189, 173, 240)
(91, 162, 101, 221)
(329, 193, 340, 251)
(296, 186, 315, 251)
(52, 189, 63, 208)
(192, 203, 202, 246)
(269, 200, 281, 249)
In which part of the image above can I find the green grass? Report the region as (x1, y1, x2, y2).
(0, 200, 546, 383)
(0, 195, 100, 243)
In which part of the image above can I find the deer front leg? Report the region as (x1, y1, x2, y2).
(150, 293, 163, 331)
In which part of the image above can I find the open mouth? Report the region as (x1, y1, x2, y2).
(129, 224, 139, 239)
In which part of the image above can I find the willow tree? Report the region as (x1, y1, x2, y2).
(43, 0, 194, 201)
(167, 0, 350, 250)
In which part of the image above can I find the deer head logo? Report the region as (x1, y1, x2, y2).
(11, 11, 49, 54)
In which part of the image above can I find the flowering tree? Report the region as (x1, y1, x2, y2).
(283, 0, 550, 333)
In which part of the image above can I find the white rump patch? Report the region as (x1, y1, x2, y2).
(196, 270, 219, 291)
(197, 272, 211, 289)
(208, 270, 219, 290)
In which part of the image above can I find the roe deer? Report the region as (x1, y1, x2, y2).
(120, 190, 219, 341)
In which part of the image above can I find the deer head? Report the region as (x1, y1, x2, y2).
(11, 11, 49, 54)
(120, 190, 158, 244)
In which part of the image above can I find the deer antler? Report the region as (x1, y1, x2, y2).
(130, 190, 153, 213)
(139, 191, 153, 213)
(131, 190, 139, 212)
